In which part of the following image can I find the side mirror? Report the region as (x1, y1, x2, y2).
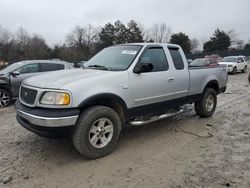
(134, 63, 153, 74)
(10, 71, 20, 77)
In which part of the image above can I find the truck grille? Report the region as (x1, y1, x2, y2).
(20, 87, 37, 105)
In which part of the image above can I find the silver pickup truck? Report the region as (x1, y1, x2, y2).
(15, 43, 227, 159)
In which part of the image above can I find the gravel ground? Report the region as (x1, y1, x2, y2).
(0, 70, 250, 188)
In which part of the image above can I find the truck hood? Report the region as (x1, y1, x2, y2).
(23, 69, 114, 89)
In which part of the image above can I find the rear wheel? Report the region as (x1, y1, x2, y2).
(0, 89, 11, 108)
(242, 66, 247, 73)
(195, 88, 217, 117)
(72, 106, 122, 159)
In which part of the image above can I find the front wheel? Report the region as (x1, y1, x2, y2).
(0, 89, 11, 108)
(72, 106, 122, 159)
(232, 67, 237, 74)
(195, 88, 217, 117)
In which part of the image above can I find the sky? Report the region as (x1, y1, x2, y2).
(0, 0, 250, 46)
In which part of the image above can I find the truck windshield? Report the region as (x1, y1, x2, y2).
(85, 45, 142, 71)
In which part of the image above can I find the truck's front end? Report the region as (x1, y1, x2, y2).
(15, 83, 80, 137)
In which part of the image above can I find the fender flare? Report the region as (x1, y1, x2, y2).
(78, 93, 128, 118)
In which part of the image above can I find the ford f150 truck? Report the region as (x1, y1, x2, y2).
(15, 43, 227, 159)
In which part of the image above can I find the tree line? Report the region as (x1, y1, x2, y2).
(1, 20, 250, 63)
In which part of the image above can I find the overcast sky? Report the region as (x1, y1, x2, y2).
(1, 0, 249, 46)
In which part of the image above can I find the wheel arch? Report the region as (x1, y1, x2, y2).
(0, 84, 10, 92)
(78, 93, 128, 122)
(203, 80, 219, 94)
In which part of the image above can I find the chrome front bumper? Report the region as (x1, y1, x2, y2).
(16, 109, 78, 127)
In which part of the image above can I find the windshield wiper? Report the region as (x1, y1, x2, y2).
(88, 64, 109, 70)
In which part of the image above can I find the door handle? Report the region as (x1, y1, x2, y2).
(168, 77, 175, 82)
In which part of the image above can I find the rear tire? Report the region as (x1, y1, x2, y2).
(0, 89, 11, 108)
(195, 88, 217, 117)
(72, 106, 122, 159)
(242, 66, 247, 73)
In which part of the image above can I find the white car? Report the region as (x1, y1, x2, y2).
(219, 56, 248, 74)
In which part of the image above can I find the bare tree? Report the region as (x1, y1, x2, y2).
(228, 29, 238, 45)
(235, 40, 245, 49)
(25, 34, 50, 59)
(190, 38, 200, 53)
(0, 26, 14, 61)
(15, 28, 31, 58)
(0, 26, 13, 45)
(148, 23, 172, 43)
(66, 25, 99, 58)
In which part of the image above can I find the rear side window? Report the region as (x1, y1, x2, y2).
(169, 48, 184, 70)
(39, 63, 65, 72)
(139, 47, 169, 72)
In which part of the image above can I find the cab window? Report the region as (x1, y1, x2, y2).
(138, 47, 168, 72)
(169, 48, 184, 70)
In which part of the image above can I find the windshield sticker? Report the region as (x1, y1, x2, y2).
(121, 50, 137, 55)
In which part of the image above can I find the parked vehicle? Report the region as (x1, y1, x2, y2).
(219, 56, 248, 74)
(204, 54, 223, 63)
(189, 58, 218, 67)
(0, 60, 73, 108)
(15, 43, 227, 159)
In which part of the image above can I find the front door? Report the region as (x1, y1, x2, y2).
(237, 57, 245, 70)
(10, 63, 40, 98)
(129, 46, 175, 107)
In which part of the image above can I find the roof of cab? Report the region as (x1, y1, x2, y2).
(118, 42, 181, 48)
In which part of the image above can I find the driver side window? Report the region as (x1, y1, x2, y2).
(139, 47, 168, 72)
(17, 64, 39, 74)
(238, 57, 244, 63)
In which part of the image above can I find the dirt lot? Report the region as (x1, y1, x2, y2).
(0, 71, 250, 188)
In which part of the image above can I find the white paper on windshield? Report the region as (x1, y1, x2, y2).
(121, 50, 137, 55)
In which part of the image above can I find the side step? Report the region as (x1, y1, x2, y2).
(128, 109, 184, 126)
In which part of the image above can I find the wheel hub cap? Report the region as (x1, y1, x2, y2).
(0, 91, 10, 107)
(206, 94, 214, 112)
(89, 118, 114, 149)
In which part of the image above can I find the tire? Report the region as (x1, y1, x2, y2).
(72, 105, 122, 159)
(232, 67, 237, 74)
(0, 89, 11, 108)
(242, 66, 247, 73)
(195, 88, 217, 118)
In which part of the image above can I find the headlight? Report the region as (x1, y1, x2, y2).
(40, 92, 70, 105)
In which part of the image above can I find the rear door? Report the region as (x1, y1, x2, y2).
(168, 47, 189, 98)
(129, 46, 175, 107)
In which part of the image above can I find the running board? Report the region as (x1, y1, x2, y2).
(128, 109, 184, 126)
